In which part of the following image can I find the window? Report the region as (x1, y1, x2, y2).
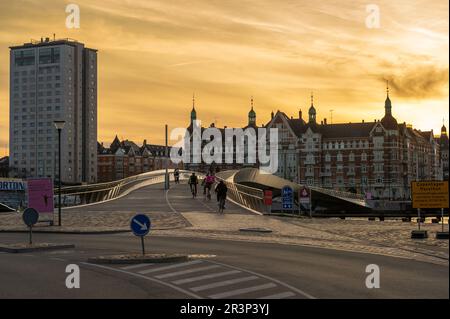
(39, 47, 60, 64)
(337, 153, 343, 162)
(361, 152, 367, 161)
(14, 50, 35, 66)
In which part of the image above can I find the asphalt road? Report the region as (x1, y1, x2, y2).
(0, 181, 448, 299)
(0, 232, 448, 299)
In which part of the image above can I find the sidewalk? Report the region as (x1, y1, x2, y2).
(153, 210, 449, 266)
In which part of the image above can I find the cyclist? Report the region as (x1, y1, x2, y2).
(188, 173, 198, 197)
(205, 173, 215, 200)
(174, 168, 180, 184)
(215, 180, 228, 212)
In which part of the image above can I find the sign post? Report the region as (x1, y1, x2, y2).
(281, 186, 293, 213)
(130, 214, 151, 255)
(411, 181, 449, 239)
(299, 187, 311, 217)
(22, 208, 39, 245)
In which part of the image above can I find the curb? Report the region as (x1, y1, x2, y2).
(239, 227, 273, 233)
(0, 229, 130, 235)
(87, 253, 189, 264)
(0, 243, 75, 253)
(0, 225, 189, 235)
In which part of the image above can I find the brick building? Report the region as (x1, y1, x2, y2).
(266, 89, 444, 199)
(97, 136, 180, 182)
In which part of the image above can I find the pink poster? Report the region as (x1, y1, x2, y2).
(27, 178, 54, 213)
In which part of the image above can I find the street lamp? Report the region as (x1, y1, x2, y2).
(54, 120, 65, 226)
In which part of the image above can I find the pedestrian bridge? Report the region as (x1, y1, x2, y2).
(217, 168, 371, 215)
(3, 168, 422, 216)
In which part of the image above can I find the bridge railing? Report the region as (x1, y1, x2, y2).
(309, 186, 365, 201)
(60, 170, 192, 208)
(216, 173, 266, 214)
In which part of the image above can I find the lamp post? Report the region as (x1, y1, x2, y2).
(165, 124, 169, 190)
(54, 120, 65, 226)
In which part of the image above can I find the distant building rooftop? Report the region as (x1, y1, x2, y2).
(10, 37, 97, 51)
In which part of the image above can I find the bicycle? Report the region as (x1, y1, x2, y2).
(205, 184, 212, 201)
(190, 183, 197, 198)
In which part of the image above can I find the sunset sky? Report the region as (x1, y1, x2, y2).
(0, 0, 448, 153)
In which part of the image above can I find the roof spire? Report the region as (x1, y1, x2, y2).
(386, 80, 389, 98)
(251, 96, 254, 110)
(192, 92, 195, 110)
(311, 91, 314, 106)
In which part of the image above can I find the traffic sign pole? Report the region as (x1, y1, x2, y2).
(309, 190, 312, 218)
(418, 208, 421, 230)
(141, 236, 145, 256)
(130, 214, 151, 255)
(29, 225, 32, 245)
(22, 208, 39, 246)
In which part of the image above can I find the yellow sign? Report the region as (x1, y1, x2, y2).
(411, 181, 449, 209)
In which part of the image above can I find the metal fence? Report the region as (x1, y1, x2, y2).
(60, 169, 193, 208)
(216, 172, 266, 214)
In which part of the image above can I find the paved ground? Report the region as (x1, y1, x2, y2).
(1, 181, 448, 265)
(0, 184, 190, 232)
(0, 180, 448, 298)
(0, 232, 447, 299)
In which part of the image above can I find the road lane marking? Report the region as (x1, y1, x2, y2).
(155, 265, 220, 279)
(190, 276, 259, 292)
(209, 283, 277, 299)
(172, 270, 241, 285)
(80, 262, 201, 299)
(258, 291, 296, 299)
(138, 260, 203, 274)
(50, 257, 66, 262)
(206, 260, 316, 299)
(121, 263, 154, 270)
(165, 188, 181, 214)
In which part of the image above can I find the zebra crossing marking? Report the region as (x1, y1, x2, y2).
(190, 275, 259, 292)
(155, 265, 220, 279)
(138, 260, 202, 274)
(209, 283, 277, 299)
(172, 270, 241, 285)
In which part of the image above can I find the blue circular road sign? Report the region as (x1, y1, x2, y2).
(130, 214, 151, 237)
(22, 207, 39, 227)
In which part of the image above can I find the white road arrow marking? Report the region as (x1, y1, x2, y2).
(133, 219, 148, 231)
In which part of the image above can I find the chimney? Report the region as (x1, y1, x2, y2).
(143, 139, 147, 146)
(271, 111, 274, 119)
(321, 120, 323, 125)
(362, 120, 364, 123)
(299, 110, 302, 120)
(324, 118, 327, 125)
(291, 116, 293, 120)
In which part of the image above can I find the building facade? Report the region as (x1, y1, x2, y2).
(183, 97, 260, 173)
(0, 157, 9, 178)
(266, 90, 444, 199)
(9, 37, 97, 184)
(97, 136, 180, 182)
(437, 124, 449, 181)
